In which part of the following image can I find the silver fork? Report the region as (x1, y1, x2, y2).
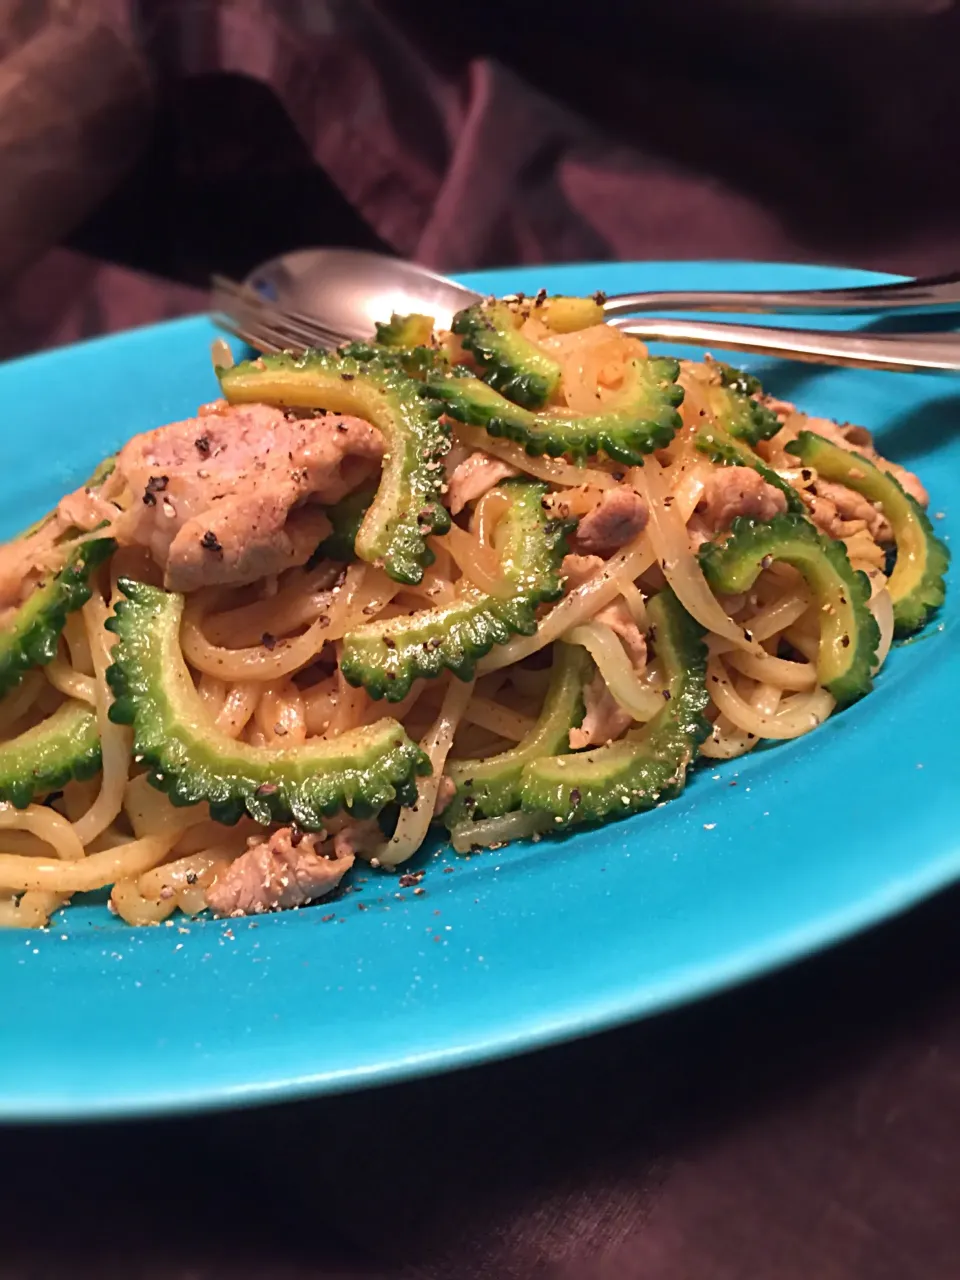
(211, 274, 960, 375)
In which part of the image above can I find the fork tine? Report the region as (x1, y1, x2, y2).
(211, 294, 325, 354)
(211, 299, 333, 354)
(211, 275, 347, 351)
(212, 296, 338, 353)
(213, 299, 305, 352)
(217, 276, 350, 346)
(212, 313, 284, 354)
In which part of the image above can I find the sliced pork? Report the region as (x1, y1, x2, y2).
(594, 599, 647, 669)
(806, 478, 892, 542)
(762, 396, 929, 508)
(574, 486, 648, 554)
(697, 466, 787, 532)
(97, 402, 383, 591)
(205, 826, 353, 916)
(803, 416, 929, 508)
(561, 553, 605, 590)
(569, 672, 633, 749)
(446, 450, 519, 514)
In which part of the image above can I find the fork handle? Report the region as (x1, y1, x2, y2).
(603, 271, 960, 319)
(612, 316, 960, 374)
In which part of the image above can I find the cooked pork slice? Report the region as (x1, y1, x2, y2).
(594, 599, 647, 668)
(762, 396, 928, 508)
(446, 451, 519, 514)
(205, 826, 353, 916)
(807, 479, 892, 542)
(697, 466, 787, 532)
(433, 775, 457, 816)
(574, 487, 648, 554)
(115, 402, 383, 589)
(569, 672, 633, 749)
(561, 553, 606, 590)
(802, 415, 929, 507)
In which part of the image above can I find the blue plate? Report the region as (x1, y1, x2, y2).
(0, 261, 955, 1120)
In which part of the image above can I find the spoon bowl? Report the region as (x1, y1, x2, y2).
(244, 248, 481, 344)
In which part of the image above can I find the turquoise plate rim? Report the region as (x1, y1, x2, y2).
(0, 260, 955, 1122)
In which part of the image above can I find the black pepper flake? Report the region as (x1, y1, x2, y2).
(145, 475, 169, 498)
(841, 634, 851, 647)
(185, 871, 198, 884)
(341, 373, 355, 381)
(290, 828, 304, 847)
(195, 435, 211, 456)
(662, 689, 672, 700)
(200, 530, 223, 554)
(398, 871, 425, 888)
(570, 788, 582, 806)
(321, 913, 335, 923)
(534, 288, 547, 306)
(593, 290, 607, 305)
(384, 636, 396, 650)
(261, 631, 277, 651)
(357, 901, 368, 911)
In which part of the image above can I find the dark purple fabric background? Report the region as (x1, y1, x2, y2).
(3, 0, 960, 358)
(0, 3, 958, 1276)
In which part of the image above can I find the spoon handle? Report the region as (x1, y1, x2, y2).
(611, 315, 960, 374)
(603, 271, 960, 319)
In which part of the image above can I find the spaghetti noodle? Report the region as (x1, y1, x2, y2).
(0, 298, 944, 925)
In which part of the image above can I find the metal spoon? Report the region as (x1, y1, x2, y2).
(222, 253, 960, 375)
(243, 249, 478, 343)
(243, 247, 960, 340)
